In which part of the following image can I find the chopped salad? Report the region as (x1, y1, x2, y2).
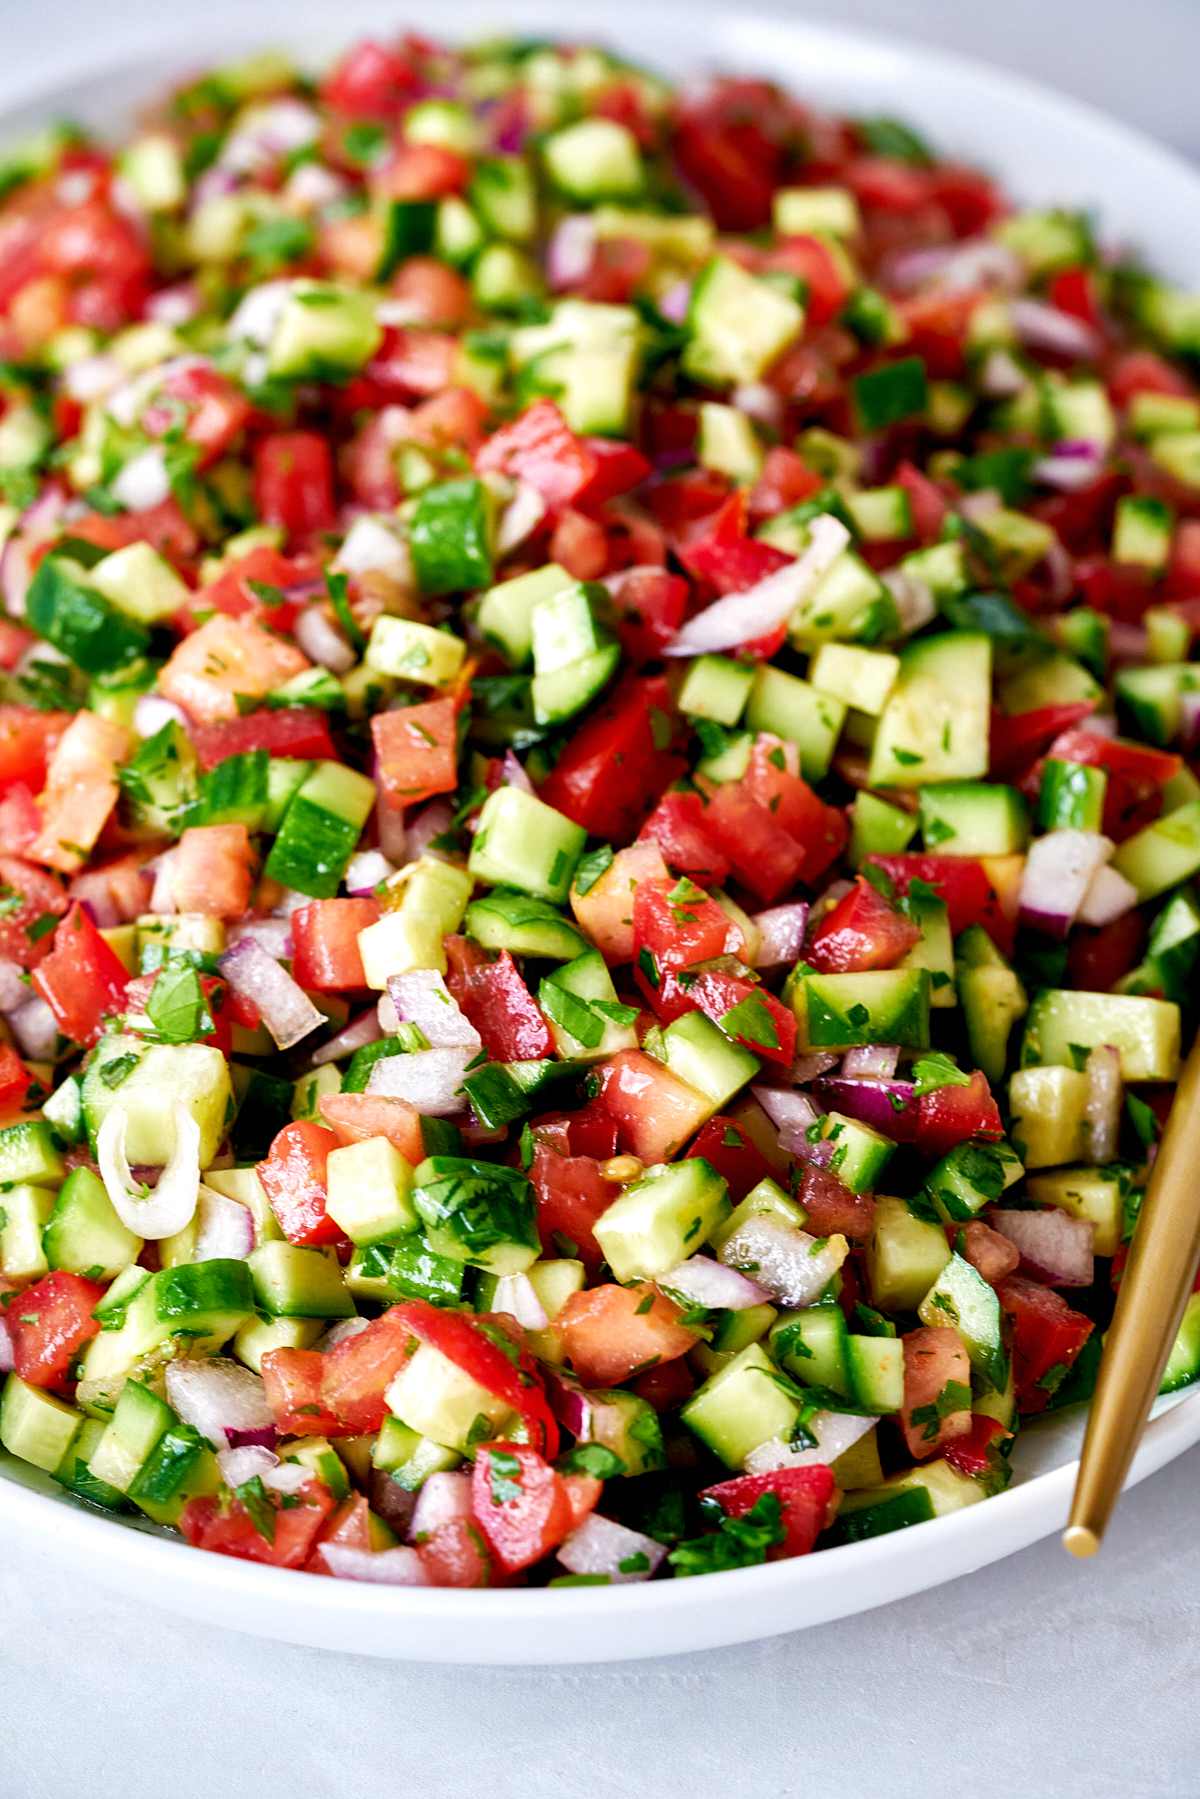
(0, 32, 1198, 1589)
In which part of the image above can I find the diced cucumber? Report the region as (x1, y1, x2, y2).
(818, 1112, 895, 1196)
(82, 1036, 233, 1167)
(835, 1456, 984, 1534)
(265, 760, 375, 899)
(54, 1415, 126, 1511)
(1112, 495, 1174, 572)
(849, 791, 918, 866)
(325, 1138, 418, 1245)
(543, 119, 644, 201)
(846, 486, 913, 543)
(129, 1421, 220, 1526)
(867, 1195, 951, 1312)
(0, 1185, 55, 1281)
(788, 548, 895, 648)
(898, 887, 956, 1009)
(846, 1334, 905, 1412)
(540, 948, 639, 1064)
(470, 156, 537, 242)
(87, 1377, 173, 1494)
(412, 1155, 539, 1274)
(477, 563, 575, 669)
(1112, 801, 1200, 902)
(922, 1140, 1022, 1224)
(1160, 1292, 1200, 1394)
(709, 1177, 804, 1255)
(650, 1011, 759, 1118)
(43, 1166, 142, 1281)
(676, 654, 755, 726)
(365, 617, 466, 688)
(918, 1252, 1007, 1391)
(469, 786, 586, 904)
(594, 1158, 730, 1283)
(465, 889, 585, 961)
(248, 1243, 356, 1318)
(266, 281, 382, 380)
(770, 1305, 851, 1397)
(1037, 759, 1107, 833)
(233, 1312, 322, 1373)
(691, 1302, 779, 1376)
(808, 643, 899, 717)
(918, 782, 1029, 856)
(791, 969, 931, 1050)
(0, 1375, 82, 1473)
(681, 1342, 801, 1469)
(773, 185, 860, 237)
(1025, 1166, 1125, 1258)
(683, 257, 804, 387)
(576, 1387, 666, 1476)
(745, 665, 846, 780)
(868, 632, 991, 787)
(26, 556, 149, 675)
(90, 541, 190, 624)
(1020, 989, 1180, 1082)
(1009, 1066, 1089, 1169)
(385, 1341, 516, 1451)
(697, 403, 764, 484)
(0, 1119, 66, 1188)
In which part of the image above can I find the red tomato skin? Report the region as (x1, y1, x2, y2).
(190, 709, 335, 772)
(866, 854, 1011, 950)
(538, 676, 685, 841)
(701, 1465, 838, 1559)
(261, 1347, 344, 1437)
(807, 876, 922, 974)
(458, 952, 553, 1062)
(997, 1275, 1094, 1415)
(321, 40, 420, 117)
(470, 1444, 574, 1575)
(390, 1301, 558, 1458)
(31, 902, 128, 1045)
(644, 968, 796, 1067)
(558, 1282, 697, 1387)
(942, 1415, 1009, 1481)
(0, 1042, 31, 1113)
(257, 1122, 344, 1247)
(475, 399, 598, 510)
(291, 899, 380, 992)
(319, 1092, 425, 1164)
(988, 702, 1096, 781)
(605, 567, 687, 664)
(685, 1116, 775, 1200)
(0, 706, 70, 796)
(914, 1072, 1004, 1159)
(678, 494, 791, 597)
(0, 855, 68, 969)
(253, 432, 336, 539)
(529, 1141, 614, 1274)
(632, 876, 732, 973)
(637, 792, 731, 886)
(321, 1308, 421, 1434)
(6, 1272, 106, 1392)
(181, 1480, 335, 1569)
(1067, 910, 1147, 993)
(698, 785, 807, 903)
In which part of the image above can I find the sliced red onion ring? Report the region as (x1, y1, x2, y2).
(717, 1214, 847, 1308)
(376, 799, 409, 864)
(97, 1102, 200, 1241)
(663, 514, 850, 657)
(841, 1045, 901, 1079)
(989, 1208, 1095, 1287)
(1011, 297, 1101, 361)
(746, 1412, 876, 1474)
(409, 1471, 473, 1543)
(7, 996, 58, 1061)
(311, 1008, 384, 1068)
(750, 903, 809, 968)
(388, 969, 482, 1051)
(882, 237, 1021, 295)
(1077, 862, 1139, 928)
(659, 1255, 770, 1311)
(1084, 1044, 1122, 1165)
(166, 1358, 273, 1451)
(320, 1544, 432, 1586)
(557, 1514, 666, 1583)
(489, 1272, 550, 1330)
(220, 937, 325, 1049)
(365, 1046, 472, 1114)
(295, 605, 356, 674)
(192, 1186, 255, 1261)
(1018, 829, 1113, 937)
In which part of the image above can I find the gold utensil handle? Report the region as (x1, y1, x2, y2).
(1065, 1034, 1200, 1556)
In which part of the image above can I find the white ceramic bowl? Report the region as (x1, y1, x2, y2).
(3, 3, 1199, 1664)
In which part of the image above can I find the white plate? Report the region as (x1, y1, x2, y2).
(3, 3, 1199, 1664)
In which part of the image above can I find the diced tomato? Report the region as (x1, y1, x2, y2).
(1107, 349, 1194, 409)
(159, 615, 310, 724)
(0, 781, 40, 857)
(534, 1100, 621, 1162)
(988, 702, 1096, 781)
(649, 967, 796, 1066)
(371, 696, 460, 810)
(388, 256, 470, 328)
(558, 1282, 698, 1386)
(529, 1140, 614, 1273)
(900, 1325, 973, 1459)
(381, 142, 469, 201)
(321, 38, 419, 117)
(596, 1048, 714, 1162)
(36, 196, 151, 330)
(358, 327, 457, 403)
(28, 709, 129, 875)
(796, 1164, 875, 1239)
(645, 468, 728, 539)
(807, 876, 921, 973)
(68, 851, 154, 929)
(476, 399, 597, 510)
(261, 1347, 343, 1436)
(632, 1357, 695, 1412)
(637, 792, 730, 885)
(701, 1465, 838, 1559)
(671, 79, 790, 230)
(253, 431, 336, 540)
(1165, 520, 1200, 598)
(539, 675, 686, 841)
(307, 1495, 376, 1571)
(0, 706, 69, 796)
(180, 1480, 335, 1569)
(1047, 266, 1102, 332)
(844, 156, 934, 213)
(144, 362, 250, 467)
(760, 234, 851, 328)
(894, 461, 949, 543)
(1040, 728, 1181, 842)
(604, 566, 687, 664)
(0, 1042, 31, 1115)
(291, 898, 380, 992)
(866, 852, 1011, 949)
(0, 855, 68, 970)
(686, 1116, 774, 1200)
(747, 446, 823, 523)
(258, 1121, 344, 1248)
(418, 1517, 492, 1587)
(743, 737, 848, 882)
(914, 1070, 1003, 1158)
(31, 902, 128, 1046)
(321, 1307, 421, 1434)
(458, 951, 553, 1062)
(64, 496, 199, 564)
(699, 782, 807, 903)
(319, 1092, 425, 1163)
(190, 547, 315, 635)
(191, 708, 335, 772)
(470, 1444, 576, 1576)
(390, 1301, 558, 1457)
(569, 840, 668, 965)
(164, 824, 257, 919)
(942, 1414, 1009, 1482)
(549, 507, 608, 580)
(632, 875, 732, 973)
(6, 1271, 105, 1392)
(997, 1274, 1095, 1414)
(1067, 909, 1147, 994)
(678, 494, 792, 597)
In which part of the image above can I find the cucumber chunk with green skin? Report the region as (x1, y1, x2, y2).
(922, 1139, 1022, 1224)
(0, 1119, 66, 1188)
(849, 791, 918, 866)
(540, 949, 639, 1063)
(411, 1156, 540, 1275)
(853, 356, 928, 430)
(846, 1334, 905, 1411)
(918, 1252, 1007, 1392)
(1020, 989, 1180, 1082)
(829, 1485, 935, 1542)
(87, 1377, 174, 1493)
(918, 782, 1029, 856)
(691, 1302, 779, 1376)
(744, 665, 846, 781)
(683, 256, 805, 387)
(1113, 802, 1200, 901)
(956, 927, 1028, 1083)
(469, 786, 586, 904)
(594, 1158, 730, 1284)
(787, 549, 896, 648)
(867, 1196, 951, 1313)
(129, 1422, 220, 1526)
(770, 1306, 851, 1397)
(409, 477, 494, 594)
(43, 1166, 142, 1281)
(1036, 759, 1107, 833)
(833, 1457, 983, 1537)
(365, 617, 467, 688)
(681, 1342, 802, 1468)
(542, 118, 645, 201)
(470, 155, 537, 241)
(868, 632, 992, 787)
(677, 655, 757, 726)
(1112, 494, 1174, 571)
(808, 643, 899, 716)
(26, 555, 150, 674)
(0, 1184, 55, 1281)
(54, 1415, 127, 1511)
(476, 563, 574, 668)
(248, 1243, 356, 1318)
(1120, 886, 1200, 1003)
(265, 282, 382, 380)
(465, 890, 586, 961)
(898, 888, 956, 1010)
(0, 1375, 82, 1474)
(1160, 1291, 1200, 1394)
(82, 1036, 233, 1168)
(650, 1010, 759, 1114)
(791, 968, 931, 1049)
(264, 760, 375, 899)
(819, 1112, 896, 1195)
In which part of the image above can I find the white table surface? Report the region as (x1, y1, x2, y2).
(1, 2, 1199, 1792)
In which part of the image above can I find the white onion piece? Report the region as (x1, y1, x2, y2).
(557, 1514, 666, 1583)
(1084, 1044, 1123, 1165)
(750, 903, 809, 968)
(495, 481, 548, 556)
(882, 238, 1022, 295)
(490, 1272, 550, 1330)
(790, 1052, 841, 1085)
(0, 1315, 12, 1374)
(732, 382, 783, 431)
(133, 694, 188, 738)
(320, 1544, 432, 1586)
(990, 1208, 1095, 1287)
(97, 1102, 201, 1240)
(146, 283, 200, 326)
(402, 800, 453, 862)
(334, 514, 410, 583)
(263, 1461, 312, 1495)
(166, 1359, 273, 1450)
(1032, 450, 1105, 491)
(657, 281, 691, 325)
(62, 352, 124, 403)
(881, 568, 937, 634)
(659, 1255, 770, 1311)
(753, 1084, 821, 1137)
(546, 214, 596, 289)
(500, 749, 534, 794)
(218, 1445, 278, 1488)
(1011, 297, 1101, 360)
(0, 958, 27, 1011)
(387, 970, 481, 1052)
(979, 347, 1029, 398)
(192, 1186, 255, 1261)
(7, 996, 58, 1062)
(112, 445, 171, 511)
(1, 484, 67, 615)
(663, 514, 851, 657)
(284, 161, 348, 212)
(1077, 862, 1139, 928)
(1077, 713, 1118, 738)
(310, 1008, 384, 1068)
(409, 1471, 473, 1543)
(365, 1046, 472, 1114)
(345, 849, 394, 895)
(718, 1215, 848, 1308)
(1018, 829, 1113, 937)
(221, 99, 320, 174)
(295, 605, 356, 674)
(219, 938, 325, 1049)
(746, 1412, 876, 1475)
(227, 916, 293, 960)
(841, 1045, 901, 1079)
(228, 279, 294, 346)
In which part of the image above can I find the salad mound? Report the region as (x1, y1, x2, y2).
(0, 32, 1197, 1589)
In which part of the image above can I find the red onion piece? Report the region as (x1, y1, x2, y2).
(881, 237, 1021, 295)
(376, 799, 408, 864)
(166, 1359, 273, 1451)
(310, 1007, 384, 1068)
(1084, 1044, 1123, 1164)
(1077, 863, 1139, 928)
(387, 969, 481, 1051)
(219, 937, 325, 1049)
(500, 749, 534, 794)
(746, 1411, 875, 1474)
(403, 800, 453, 862)
(320, 1544, 431, 1586)
(752, 1084, 822, 1137)
(0, 958, 27, 1012)
(0, 1315, 12, 1373)
(1018, 829, 1113, 937)
(814, 1075, 916, 1136)
(1012, 297, 1101, 361)
(226, 1424, 278, 1451)
(295, 605, 356, 674)
(989, 1207, 1095, 1287)
(408, 1471, 473, 1543)
(750, 903, 809, 969)
(365, 1046, 472, 1114)
(7, 996, 57, 1062)
(659, 1255, 771, 1311)
(1181, 690, 1200, 751)
(2, 483, 68, 615)
(193, 1186, 255, 1261)
(789, 1052, 841, 1085)
(657, 281, 691, 325)
(718, 1214, 847, 1307)
(841, 1045, 900, 1080)
(546, 215, 596, 289)
(663, 514, 850, 657)
(557, 1514, 666, 1583)
(227, 916, 294, 960)
(218, 1444, 278, 1488)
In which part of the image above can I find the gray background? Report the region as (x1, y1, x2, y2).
(0, 4, 1197, 1795)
